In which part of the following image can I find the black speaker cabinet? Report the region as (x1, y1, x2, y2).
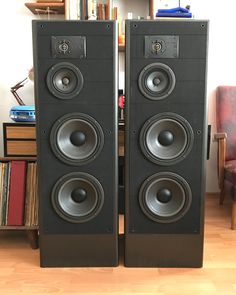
(32, 20, 118, 267)
(125, 19, 208, 267)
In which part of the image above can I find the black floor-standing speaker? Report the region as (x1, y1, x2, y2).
(125, 19, 208, 267)
(32, 20, 118, 267)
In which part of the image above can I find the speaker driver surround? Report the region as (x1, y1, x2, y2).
(140, 113, 194, 165)
(50, 113, 104, 165)
(47, 62, 83, 99)
(139, 172, 192, 223)
(138, 63, 175, 100)
(51, 172, 104, 223)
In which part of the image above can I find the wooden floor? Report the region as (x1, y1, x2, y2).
(0, 194, 236, 294)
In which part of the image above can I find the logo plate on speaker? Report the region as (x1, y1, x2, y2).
(145, 35, 179, 59)
(51, 36, 86, 59)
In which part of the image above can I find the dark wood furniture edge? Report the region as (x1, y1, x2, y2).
(26, 229, 39, 249)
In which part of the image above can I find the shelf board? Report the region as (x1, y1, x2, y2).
(0, 226, 38, 230)
(0, 157, 36, 161)
(25, 2, 65, 15)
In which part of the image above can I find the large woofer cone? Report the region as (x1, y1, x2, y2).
(50, 113, 104, 165)
(52, 172, 104, 223)
(47, 62, 83, 99)
(138, 63, 175, 100)
(139, 172, 192, 223)
(140, 113, 194, 165)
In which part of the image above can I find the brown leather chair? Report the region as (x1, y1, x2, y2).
(215, 86, 236, 229)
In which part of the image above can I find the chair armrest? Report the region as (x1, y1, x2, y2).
(214, 132, 227, 190)
(214, 132, 227, 140)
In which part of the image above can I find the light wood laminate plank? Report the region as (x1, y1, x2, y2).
(0, 193, 236, 294)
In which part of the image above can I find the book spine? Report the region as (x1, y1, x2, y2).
(24, 162, 33, 226)
(81, 0, 87, 20)
(4, 163, 11, 225)
(7, 161, 27, 226)
(32, 162, 39, 226)
(0, 163, 5, 225)
(113, 6, 117, 20)
(88, 0, 97, 20)
(77, 0, 81, 19)
(65, 0, 70, 20)
(69, 0, 78, 19)
(1, 163, 10, 226)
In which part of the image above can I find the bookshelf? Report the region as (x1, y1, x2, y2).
(25, 1, 155, 20)
(0, 157, 38, 249)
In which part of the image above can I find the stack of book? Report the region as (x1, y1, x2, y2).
(0, 161, 38, 227)
(65, 0, 118, 20)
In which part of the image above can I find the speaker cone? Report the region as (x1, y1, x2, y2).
(138, 63, 175, 100)
(139, 172, 192, 223)
(50, 113, 104, 165)
(140, 113, 194, 165)
(51, 172, 104, 223)
(47, 62, 83, 99)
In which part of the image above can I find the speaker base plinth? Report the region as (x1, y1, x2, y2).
(40, 233, 118, 267)
(124, 233, 204, 268)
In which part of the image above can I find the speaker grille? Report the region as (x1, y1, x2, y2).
(138, 63, 175, 100)
(47, 62, 84, 99)
(50, 113, 104, 165)
(139, 172, 192, 223)
(140, 113, 194, 165)
(51, 172, 104, 223)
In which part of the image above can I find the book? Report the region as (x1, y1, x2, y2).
(97, 3, 106, 20)
(65, 0, 81, 20)
(64, 0, 70, 19)
(107, 0, 113, 19)
(81, 0, 88, 19)
(7, 161, 27, 226)
(32, 163, 39, 226)
(69, 0, 78, 19)
(30, 163, 36, 226)
(24, 162, 33, 226)
(113, 6, 117, 20)
(1, 163, 11, 226)
(88, 0, 97, 20)
(3, 162, 11, 225)
(0, 163, 5, 225)
(25, 162, 39, 227)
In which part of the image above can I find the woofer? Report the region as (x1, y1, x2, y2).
(50, 113, 104, 165)
(51, 172, 104, 223)
(138, 63, 175, 100)
(140, 113, 194, 165)
(47, 62, 83, 99)
(139, 172, 192, 223)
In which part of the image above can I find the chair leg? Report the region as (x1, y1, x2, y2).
(231, 201, 236, 230)
(219, 186, 225, 205)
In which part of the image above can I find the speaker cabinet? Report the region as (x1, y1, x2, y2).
(125, 19, 208, 267)
(32, 20, 118, 267)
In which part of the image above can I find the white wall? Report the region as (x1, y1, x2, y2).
(0, 0, 35, 155)
(0, 0, 62, 157)
(192, 1, 236, 192)
(0, 0, 236, 192)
